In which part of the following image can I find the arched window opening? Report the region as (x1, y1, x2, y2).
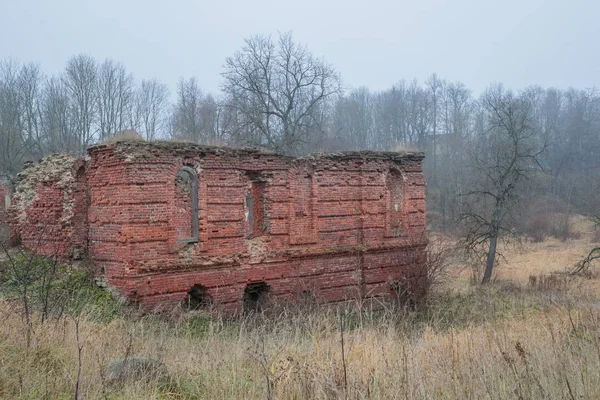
(386, 169, 404, 237)
(183, 284, 212, 310)
(175, 167, 199, 243)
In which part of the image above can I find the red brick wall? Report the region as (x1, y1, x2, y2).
(7, 155, 88, 258)
(8, 143, 427, 311)
(85, 142, 427, 312)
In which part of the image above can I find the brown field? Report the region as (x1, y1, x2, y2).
(1, 226, 599, 399)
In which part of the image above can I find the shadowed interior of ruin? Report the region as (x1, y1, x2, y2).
(243, 282, 270, 312)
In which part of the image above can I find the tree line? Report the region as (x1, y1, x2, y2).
(1, 32, 599, 244)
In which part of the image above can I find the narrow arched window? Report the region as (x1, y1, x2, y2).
(385, 169, 404, 237)
(175, 167, 199, 243)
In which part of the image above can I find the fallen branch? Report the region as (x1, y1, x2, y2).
(570, 247, 600, 276)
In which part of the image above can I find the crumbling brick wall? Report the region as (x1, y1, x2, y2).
(8, 141, 427, 312)
(7, 155, 89, 258)
(85, 142, 427, 311)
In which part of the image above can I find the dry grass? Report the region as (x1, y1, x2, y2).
(1, 235, 600, 399)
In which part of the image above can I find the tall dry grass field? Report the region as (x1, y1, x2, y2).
(1, 235, 599, 399)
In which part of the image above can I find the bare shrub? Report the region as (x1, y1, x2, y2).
(526, 213, 548, 243)
(528, 273, 571, 291)
(550, 214, 572, 241)
(425, 234, 457, 290)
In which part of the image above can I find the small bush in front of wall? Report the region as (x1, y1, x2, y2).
(0, 250, 121, 323)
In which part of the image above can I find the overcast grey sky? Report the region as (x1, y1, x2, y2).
(1, 0, 598, 96)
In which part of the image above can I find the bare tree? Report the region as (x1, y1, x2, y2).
(63, 54, 98, 154)
(436, 81, 472, 229)
(41, 76, 78, 154)
(197, 93, 224, 145)
(460, 85, 545, 283)
(372, 82, 408, 150)
(17, 63, 45, 160)
(222, 32, 341, 154)
(0, 61, 26, 178)
(332, 87, 373, 150)
(401, 79, 430, 148)
(136, 78, 170, 141)
(171, 77, 203, 143)
(426, 73, 443, 181)
(97, 59, 134, 140)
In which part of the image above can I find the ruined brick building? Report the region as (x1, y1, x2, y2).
(6, 141, 427, 312)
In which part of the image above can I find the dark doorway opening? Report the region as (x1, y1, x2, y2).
(243, 282, 270, 312)
(183, 284, 212, 310)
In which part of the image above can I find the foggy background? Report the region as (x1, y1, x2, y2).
(2, 0, 599, 94)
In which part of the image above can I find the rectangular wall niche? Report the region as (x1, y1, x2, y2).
(246, 176, 268, 237)
(290, 171, 317, 244)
